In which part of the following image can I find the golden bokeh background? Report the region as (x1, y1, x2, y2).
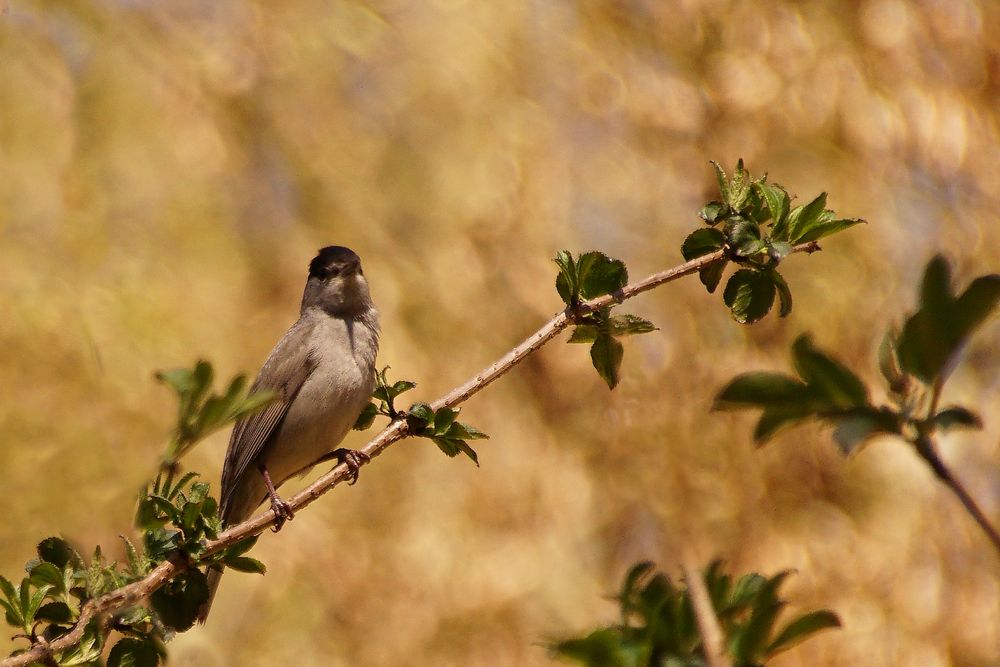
(2, 1, 999, 665)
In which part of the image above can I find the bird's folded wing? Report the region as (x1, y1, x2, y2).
(220, 321, 318, 516)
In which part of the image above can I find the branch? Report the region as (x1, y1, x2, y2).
(681, 558, 732, 667)
(1, 241, 820, 667)
(914, 434, 1000, 553)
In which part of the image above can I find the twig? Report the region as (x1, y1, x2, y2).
(914, 434, 1000, 553)
(0, 242, 820, 667)
(681, 558, 732, 667)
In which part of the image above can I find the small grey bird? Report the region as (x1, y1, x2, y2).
(199, 245, 380, 622)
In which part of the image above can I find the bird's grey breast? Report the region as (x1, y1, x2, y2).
(264, 308, 379, 484)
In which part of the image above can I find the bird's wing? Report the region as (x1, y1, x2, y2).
(220, 319, 318, 517)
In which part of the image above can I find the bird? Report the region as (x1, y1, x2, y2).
(198, 245, 380, 622)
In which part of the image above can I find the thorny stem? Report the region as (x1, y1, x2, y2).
(1, 241, 821, 667)
(682, 558, 732, 667)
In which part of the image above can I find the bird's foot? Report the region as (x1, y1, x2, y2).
(328, 448, 370, 485)
(269, 495, 295, 532)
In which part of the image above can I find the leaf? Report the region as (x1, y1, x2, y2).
(578, 251, 629, 299)
(795, 218, 865, 243)
(552, 628, 646, 667)
(433, 407, 459, 434)
(791, 335, 868, 409)
(831, 407, 900, 456)
(699, 259, 727, 293)
(591, 333, 624, 389)
(723, 269, 775, 324)
(568, 325, 600, 344)
(554, 250, 578, 305)
(786, 192, 827, 243)
(726, 219, 764, 257)
(225, 557, 267, 575)
(753, 409, 811, 445)
(108, 637, 162, 667)
(699, 201, 726, 225)
(608, 314, 656, 337)
(897, 257, 1000, 384)
(406, 402, 435, 432)
(932, 406, 982, 431)
(150, 569, 209, 632)
(713, 373, 809, 408)
(754, 181, 790, 230)
(352, 402, 378, 430)
(35, 600, 72, 623)
(681, 227, 726, 260)
(771, 270, 793, 317)
(766, 610, 841, 656)
(28, 562, 64, 595)
(37, 537, 80, 570)
(444, 421, 489, 440)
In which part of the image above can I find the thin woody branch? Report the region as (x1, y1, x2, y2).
(1, 242, 820, 667)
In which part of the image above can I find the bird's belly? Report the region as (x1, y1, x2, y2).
(261, 359, 374, 486)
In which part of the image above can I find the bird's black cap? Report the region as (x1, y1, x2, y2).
(309, 246, 361, 279)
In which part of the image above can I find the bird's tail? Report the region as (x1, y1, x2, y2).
(197, 481, 264, 623)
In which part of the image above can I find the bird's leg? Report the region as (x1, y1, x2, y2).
(258, 463, 294, 532)
(315, 448, 371, 485)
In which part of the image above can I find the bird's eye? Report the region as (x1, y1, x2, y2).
(327, 267, 341, 278)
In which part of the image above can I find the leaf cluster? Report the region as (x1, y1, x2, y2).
(553, 561, 839, 667)
(554, 251, 657, 389)
(353, 367, 489, 465)
(1, 362, 276, 665)
(682, 160, 863, 324)
(157, 360, 274, 464)
(715, 255, 1000, 455)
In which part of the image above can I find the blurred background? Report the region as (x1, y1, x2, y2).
(1, 1, 999, 665)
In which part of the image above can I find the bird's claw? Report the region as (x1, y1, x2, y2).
(269, 496, 295, 532)
(331, 448, 370, 485)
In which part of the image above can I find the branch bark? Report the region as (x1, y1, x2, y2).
(1, 242, 820, 667)
(681, 558, 732, 667)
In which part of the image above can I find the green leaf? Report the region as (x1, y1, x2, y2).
(726, 219, 764, 257)
(831, 407, 900, 456)
(931, 406, 982, 431)
(681, 227, 726, 260)
(713, 373, 809, 408)
(108, 637, 162, 667)
(795, 218, 864, 243)
(37, 537, 80, 570)
(698, 201, 726, 225)
(554, 250, 578, 305)
(352, 402, 378, 431)
(406, 402, 435, 432)
(28, 562, 64, 593)
(767, 241, 793, 261)
(786, 192, 827, 243)
(35, 600, 72, 623)
(699, 259, 727, 294)
(608, 314, 656, 337)
(225, 536, 260, 559)
(552, 628, 646, 667)
(431, 437, 480, 465)
(723, 269, 775, 324)
(434, 407, 459, 434)
(766, 610, 841, 656)
(754, 181, 790, 230)
(225, 557, 267, 575)
(150, 569, 209, 632)
(591, 333, 624, 389)
(753, 409, 810, 445)
(445, 421, 489, 441)
(897, 257, 1000, 383)
(578, 252, 628, 299)
(791, 335, 868, 409)
(771, 270, 792, 317)
(568, 325, 600, 344)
